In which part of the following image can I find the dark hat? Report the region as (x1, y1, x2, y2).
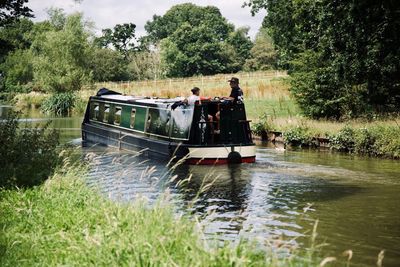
(227, 77, 239, 83)
(191, 87, 200, 93)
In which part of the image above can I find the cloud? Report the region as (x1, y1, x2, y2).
(27, 0, 266, 39)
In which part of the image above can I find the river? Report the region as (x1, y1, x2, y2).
(2, 105, 399, 266)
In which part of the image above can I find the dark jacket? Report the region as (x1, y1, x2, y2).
(229, 86, 244, 103)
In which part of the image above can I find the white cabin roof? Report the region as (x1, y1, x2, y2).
(99, 94, 184, 104)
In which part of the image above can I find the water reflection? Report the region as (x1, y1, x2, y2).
(83, 145, 400, 266)
(0, 106, 83, 143)
(3, 105, 399, 266)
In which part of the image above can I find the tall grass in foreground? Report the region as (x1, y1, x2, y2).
(0, 159, 322, 267)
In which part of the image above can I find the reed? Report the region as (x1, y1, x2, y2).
(79, 71, 289, 101)
(0, 156, 322, 267)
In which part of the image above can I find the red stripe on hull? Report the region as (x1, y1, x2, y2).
(186, 156, 256, 165)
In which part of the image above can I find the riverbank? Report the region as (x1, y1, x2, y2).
(0, 161, 324, 266)
(253, 117, 400, 159)
(4, 71, 399, 159)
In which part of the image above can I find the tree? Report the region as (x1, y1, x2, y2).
(128, 49, 165, 81)
(31, 13, 93, 92)
(90, 48, 130, 81)
(0, 0, 33, 27)
(245, 0, 400, 118)
(96, 23, 137, 58)
(146, 3, 251, 77)
(226, 27, 254, 72)
(244, 28, 277, 71)
(160, 23, 231, 77)
(0, 18, 33, 74)
(145, 3, 233, 43)
(0, 48, 33, 92)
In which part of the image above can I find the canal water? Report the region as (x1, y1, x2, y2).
(2, 105, 399, 266)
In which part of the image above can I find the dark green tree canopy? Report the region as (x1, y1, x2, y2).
(145, 3, 234, 43)
(246, 0, 400, 118)
(96, 23, 137, 58)
(0, 17, 33, 62)
(147, 3, 252, 77)
(244, 28, 277, 71)
(0, 0, 33, 27)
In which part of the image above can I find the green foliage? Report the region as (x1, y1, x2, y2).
(0, 49, 33, 92)
(0, 163, 320, 266)
(244, 28, 277, 71)
(96, 23, 137, 58)
(226, 27, 254, 72)
(0, 18, 33, 63)
(353, 128, 376, 156)
(31, 13, 93, 93)
(246, 0, 400, 119)
(283, 125, 312, 147)
(0, 111, 60, 188)
(371, 126, 400, 158)
(127, 49, 165, 80)
(147, 3, 252, 77)
(90, 48, 130, 81)
(329, 126, 355, 153)
(41, 92, 76, 115)
(160, 23, 233, 77)
(328, 125, 400, 158)
(0, 0, 33, 27)
(145, 3, 233, 43)
(251, 112, 275, 136)
(46, 7, 66, 30)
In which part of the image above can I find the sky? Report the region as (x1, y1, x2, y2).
(27, 0, 266, 40)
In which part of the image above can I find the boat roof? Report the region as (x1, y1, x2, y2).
(96, 94, 185, 105)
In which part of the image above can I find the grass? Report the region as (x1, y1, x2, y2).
(9, 70, 400, 142)
(0, 158, 325, 266)
(88, 71, 288, 100)
(263, 116, 400, 137)
(13, 91, 48, 109)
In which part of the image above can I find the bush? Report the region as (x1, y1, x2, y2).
(41, 92, 76, 115)
(362, 126, 400, 158)
(14, 92, 47, 109)
(0, 111, 60, 188)
(251, 112, 275, 136)
(329, 126, 355, 153)
(354, 128, 376, 156)
(329, 125, 400, 158)
(283, 125, 312, 147)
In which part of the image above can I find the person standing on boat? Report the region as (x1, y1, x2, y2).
(188, 87, 214, 123)
(216, 77, 243, 120)
(187, 87, 201, 105)
(226, 77, 243, 104)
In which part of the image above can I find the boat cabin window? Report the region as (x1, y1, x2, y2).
(114, 106, 122, 125)
(103, 104, 110, 123)
(92, 102, 99, 120)
(130, 108, 136, 128)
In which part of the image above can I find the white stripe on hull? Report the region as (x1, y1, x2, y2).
(188, 145, 255, 159)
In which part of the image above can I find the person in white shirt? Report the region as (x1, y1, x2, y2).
(187, 87, 214, 123)
(187, 87, 201, 105)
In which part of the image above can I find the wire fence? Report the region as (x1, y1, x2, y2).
(94, 70, 288, 92)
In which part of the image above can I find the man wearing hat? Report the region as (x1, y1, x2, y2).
(226, 77, 244, 104)
(215, 77, 244, 122)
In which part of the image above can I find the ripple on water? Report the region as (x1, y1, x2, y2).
(83, 144, 400, 266)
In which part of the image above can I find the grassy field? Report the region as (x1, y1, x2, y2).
(82, 71, 300, 121)
(11, 70, 400, 138)
(0, 160, 324, 266)
(86, 71, 399, 137)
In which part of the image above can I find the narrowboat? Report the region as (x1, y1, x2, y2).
(81, 88, 255, 164)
